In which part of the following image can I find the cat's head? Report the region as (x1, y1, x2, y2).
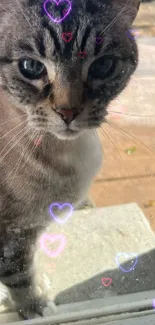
(0, 0, 140, 140)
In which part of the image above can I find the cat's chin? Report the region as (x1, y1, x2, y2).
(54, 129, 83, 140)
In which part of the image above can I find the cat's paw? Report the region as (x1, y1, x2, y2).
(78, 198, 96, 212)
(18, 297, 48, 320)
(43, 301, 57, 317)
(0, 283, 11, 304)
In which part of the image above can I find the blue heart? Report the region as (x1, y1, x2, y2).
(115, 252, 138, 273)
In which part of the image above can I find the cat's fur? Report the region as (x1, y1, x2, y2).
(0, 0, 140, 319)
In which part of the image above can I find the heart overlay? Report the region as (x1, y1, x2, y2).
(49, 202, 74, 224)
(101, 277, 112, 287)
(62, 32, 73, 42)
(96, 37, 103, 44)
(78, 51, 86, 59)
(115, 252, 138, 273)
(45, 262, 56, 274)
(40, 233, 66, 258)
(126, 29, 139, 40)
(43, 0, 72, 23)
(34, 137, 42, 146)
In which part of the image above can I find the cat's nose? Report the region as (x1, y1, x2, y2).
(55, 107, 75, 124)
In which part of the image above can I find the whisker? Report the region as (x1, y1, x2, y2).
(15, 0, 35, 31)
(9, 130, 38, 186)
(0, 3, 8, 13)
(97, 128, 110, 194)
(21, 130, 43, 170)
(0, 114, 27, 128)
(0, 126, 28, 159)
(105, 120, 155, 157)
(0, 127, 29, 165)
(0, 120, 26, 141)
(100, 125, 132, 182)
(99, 0, 130, 37)
(37, 132, 45, 145)
(101, 124, 145, 193)
(108, 111, 155, 118)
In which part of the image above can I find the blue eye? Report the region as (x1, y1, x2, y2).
(18, 59, 46, 80)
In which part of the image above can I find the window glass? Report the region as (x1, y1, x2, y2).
(0, 0, 155, 323)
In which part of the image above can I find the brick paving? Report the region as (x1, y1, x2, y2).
(90, 124, 155, 231)
(89, 2, 155, 231)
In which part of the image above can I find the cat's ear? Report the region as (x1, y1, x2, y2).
(112, 0, 140, 25)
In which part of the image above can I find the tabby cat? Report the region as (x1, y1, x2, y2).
(0, 0, 140, 319)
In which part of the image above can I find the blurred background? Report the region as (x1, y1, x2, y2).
(90, 0, 155, 231)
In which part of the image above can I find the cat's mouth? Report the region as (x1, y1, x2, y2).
(55, 128, 83, 140)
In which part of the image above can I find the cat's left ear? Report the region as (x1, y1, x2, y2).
(113, 0, 140, 25)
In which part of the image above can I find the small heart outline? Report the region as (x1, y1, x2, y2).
(43, 0, 72, 24)
(126, 29, 139, 40)
(96, 37, 103, 44)
(101, 277, 112, 287)
(49, 202, 74, 224)
(45, 262, 56, 274)
(40, 233, 66, 258)
(34, 137, 42, 146)
(62, 32, 73, 42)
(115, 252, 138, 273)
(78, 51, 87, 59)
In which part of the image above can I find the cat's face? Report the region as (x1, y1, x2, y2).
(0, 0, 140, 140)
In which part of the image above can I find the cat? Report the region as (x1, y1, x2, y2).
(0, 0, 140, 319)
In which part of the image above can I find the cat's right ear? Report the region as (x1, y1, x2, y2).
(112, 0, 140, 25)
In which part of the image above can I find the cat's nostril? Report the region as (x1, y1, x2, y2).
(54, 106, 83, 124)
(58, 108, 74, 124)
(55, 107, 75, 124)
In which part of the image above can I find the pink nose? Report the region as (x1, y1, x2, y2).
(57, 108, 74, 124)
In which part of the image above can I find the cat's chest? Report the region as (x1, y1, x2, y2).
(4, 131, 102, 222)
(24, 131, 102, 207)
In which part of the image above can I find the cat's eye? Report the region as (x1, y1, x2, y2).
(88, 56, 118, 81)
(18, 59, 46, 80)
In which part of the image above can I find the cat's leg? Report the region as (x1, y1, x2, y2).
(77, 197, 96, 210)
(0, 227, 55, 319)
(0, 282, 11, 305)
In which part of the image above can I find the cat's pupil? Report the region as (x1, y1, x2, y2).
(88, 57, 116, 80)
(24, 60, 35, 71)
(18, 59, 45, 80)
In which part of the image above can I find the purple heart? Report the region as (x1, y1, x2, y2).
(115, 252, 138, 273)
(43, 0, 72, 23)
(126, 29, 139, 40)
(49, 202, 74, 224)
(96, 37, 103, 44)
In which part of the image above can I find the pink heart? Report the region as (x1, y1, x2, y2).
(34, 137, 42, 146)
(101, 277, 112, 287)
(78, 51, 87, 59)
(43, 0, 72, 24)
(62, 32, 73, 42)
(40, 233, 66, 258)
(45, 262, 56, 274)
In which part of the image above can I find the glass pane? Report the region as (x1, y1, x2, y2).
(0, 0, 155, 323)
